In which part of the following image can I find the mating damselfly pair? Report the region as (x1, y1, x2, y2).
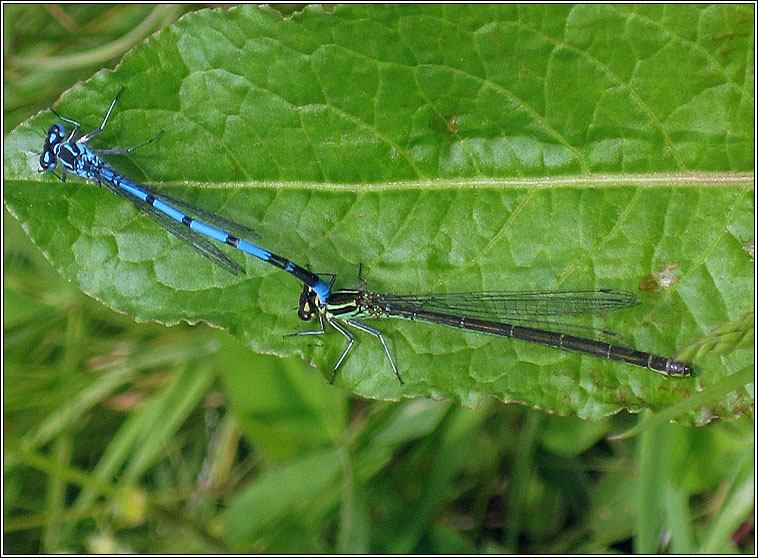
(37, 88, 694, 384)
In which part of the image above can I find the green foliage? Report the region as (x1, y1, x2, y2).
(4, 3, 753, 416)
(3, 4, 754, 554)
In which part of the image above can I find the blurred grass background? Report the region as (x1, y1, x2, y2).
(3, 4, 754, 553)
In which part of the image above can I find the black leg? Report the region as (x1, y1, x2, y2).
(327, 317, 355, 384)
(95, 130, 164, 155)
(78, 87, 125, 144)
(345, 318, 404, 384)
(284, 313, 327, 338)
(50, 108, 80, 142)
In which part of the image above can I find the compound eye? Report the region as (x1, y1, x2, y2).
(39, 149, 56, 171)
(46, 124, 64, 145)
(297, 287, 314, 321)
(298, 306, 313, 321)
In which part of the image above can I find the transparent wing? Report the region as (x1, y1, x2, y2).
(373, 289, 638, 319)
(372, 290, 639, 345)
(103, 181, 245, 275)
(135, 181, 259, 241)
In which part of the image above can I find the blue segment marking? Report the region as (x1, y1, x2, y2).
(236, 239, 271, 261)
(312, 280, 332, 303)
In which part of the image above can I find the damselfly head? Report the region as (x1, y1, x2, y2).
(297, 284, 320, 321)
(39, 124, 65, 172)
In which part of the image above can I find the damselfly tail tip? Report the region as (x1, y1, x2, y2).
(675, 362, 695, 377)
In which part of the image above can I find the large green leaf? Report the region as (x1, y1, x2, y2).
(4, 5, 754, 418)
